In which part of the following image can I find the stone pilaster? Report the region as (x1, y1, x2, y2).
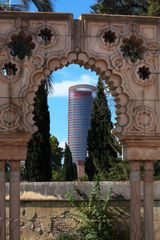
(0, 161, 6, 240)
(9, 161, 20, 240)
(130, 161, 141, 240)
(144, 161, 154, 240)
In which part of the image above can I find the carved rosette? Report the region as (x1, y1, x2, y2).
(98, 26, 120, 49)
(119, 34, 146, 64)
(133, 106, 157, 133)
(0, 59, 21, 83)
(36, 25, 58, 49)
(0, 104, 21, 131)
(134, 63, 154, 86)
(7, 30, 36, 60)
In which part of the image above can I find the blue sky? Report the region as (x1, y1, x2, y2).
(55, 0, 95, 18)
(7, 0, 95, 18)
(49, 0, 98, 148)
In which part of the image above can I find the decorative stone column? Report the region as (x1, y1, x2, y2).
(130, 161, 141, 240)
(0, 161, 6, 240)
(144, 161, 154, 240)
(122, 139, 158, 240)
(0, 133, 31, 240)
(9, 161, 20, 240)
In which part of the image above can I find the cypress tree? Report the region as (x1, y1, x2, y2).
(85, 130, 98, 181)
(63, 143, 77, 181)
(148, 0, 160, 16)
(25, 81, 52, 181)
(50, 135, 63, 171)
(86, 79, 118, 180)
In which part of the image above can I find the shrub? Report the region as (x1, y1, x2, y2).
(57, 232, 79, 240)
(67, 181, 129, 240)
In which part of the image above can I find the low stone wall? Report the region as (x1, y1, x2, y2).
(5, 181, 160, 239)
(6, 181, 130, 201)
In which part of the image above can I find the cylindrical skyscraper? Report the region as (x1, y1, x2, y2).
(68, 84, 96, 177)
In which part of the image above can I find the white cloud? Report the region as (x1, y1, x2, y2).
(59, 140, 66, 149)
(49, 74, 97, 97)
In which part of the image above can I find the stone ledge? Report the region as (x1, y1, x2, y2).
(4, 181, 160, 201)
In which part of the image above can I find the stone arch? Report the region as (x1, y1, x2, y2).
(25, 52, 129, 139)
(0, 12, 159, 240)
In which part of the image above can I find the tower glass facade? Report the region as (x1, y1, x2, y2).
(68, 84, 96, 176)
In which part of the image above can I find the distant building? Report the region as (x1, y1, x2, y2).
(68, 84, 96, 177)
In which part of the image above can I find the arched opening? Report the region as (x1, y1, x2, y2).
(49, 64, 98, 179)
(49, 64, 98, 148)
(24, 59, 121, 180)
(26, 60, 122, 181)
(49, 64, 120, 179)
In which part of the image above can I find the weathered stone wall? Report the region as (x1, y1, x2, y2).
(5, 182, 160, 239)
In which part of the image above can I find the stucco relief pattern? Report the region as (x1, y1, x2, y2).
(0, 13, 159, 148)
(81, 15, 159, 139)
(133, 106, 157, 132)
(0, 13, 158, 240)
(0, 104, 21, 130)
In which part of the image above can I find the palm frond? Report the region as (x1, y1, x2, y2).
(19, 0, 31, 10)
(44, 75, 53, 94)
(20, 0, 54, 12)
(31, 0, 54, 12)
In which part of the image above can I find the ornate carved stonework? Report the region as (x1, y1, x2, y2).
(0, 12, 159, 162)
(133, 106, 157, 132)
(0, 104, 21, 131)
(0, 13, 158, 240)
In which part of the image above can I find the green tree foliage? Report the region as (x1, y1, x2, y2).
(85, 128, 97, 180)
(86, 79, 118, 180)
(107, 161, 129, 180)
(91, 0, 148, 15)
(25, 81, 52, 181)
(57, 233, 78, 240)
(50, 135, 63, 170)
(147, 0, 160, 16)
(63, 143, 77, 181)
(75, 182, 113, 240)
(50, 135, 64, 181)
(91, 0, 160, 17)
(85, 155, 97, 181)
(66, 181, 129, 240)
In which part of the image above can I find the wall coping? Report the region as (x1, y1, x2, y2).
(5, 181, 160, 201)
(0, 11, 159, 22)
